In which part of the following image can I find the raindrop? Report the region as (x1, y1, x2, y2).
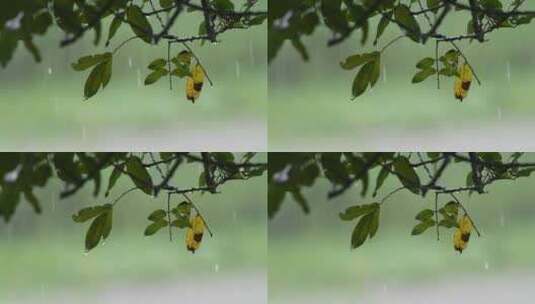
(497, 107, 502, 121)
(484, 261, 489, 270)
(136, 69, 142, 87)
(83, 251, 89, 256)
(128, 57, 133, 68)
(506, 61, 511, 83)
(101, 241, 106, 246)
(382, 64, 387, 83)
(214, 264, 219, 273)
(235, 61, 241, 79)
(232, 211, 237, 221)
(47, 67, 53, 75)
(382, 284, 388, 293)
(499, 214, 505, 227)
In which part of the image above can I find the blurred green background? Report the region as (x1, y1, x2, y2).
(0, 153, 266, 304)
(269, 5, 535, 150)
(269, 153, 535, 303)
(0, 0, 266, 150)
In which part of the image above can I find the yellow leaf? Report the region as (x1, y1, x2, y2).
(459, 215, 473, 234)
(185, 76, 199, 102)
(185, 215, 204, 253)
(453, 229, 466, 253)
(454, 63, 472, 102)
(185, 64, 204, 103)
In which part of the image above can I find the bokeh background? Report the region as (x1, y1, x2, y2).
(0, 153, 267, 304)
(269, 4, 535, 150)
(269, 153, 535, 303)
(0, 1, 266, 150)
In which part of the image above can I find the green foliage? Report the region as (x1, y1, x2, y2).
(0, 0, 266, 100)
(268, 152, 535, 250)
(0, 152, 266, 253)
(269, 0, 535, 99)
(125, 155, 153, 194)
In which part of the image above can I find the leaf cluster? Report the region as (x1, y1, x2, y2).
(268, 152, 535, 250)
(0, 152, 266, 252)
(269, 0, 535, 99)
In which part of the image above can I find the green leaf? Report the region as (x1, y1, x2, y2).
(351, 212, 373, 249)
(85, 208, 113, 251)
(72, 53, 111, 71)
(171, 64, 190, 78)
(374, 13, 391, 45)
(411, 219, 434, 235)
(144, 219, 168, 236)
(23, 190, 41, 214)
(0, 30, 19, 68)
(340, 52, 378, 70)
(339, 203, 379, 221)
(214, 0, 235, 10)
(393, 156, 420, 194)
(213, 152, 235, 163)
(415, 209, 434, 221)
(173, 201, 192, 218)
(144, 68, 168, 85)
(106, 15, 122, 45)
(125, 156, 153, 195)
(368, 208, 380, 238)
(73, 204, 109, 223)
(442, 201, 459, 215)
(126, 5, 153, 43)
(171, 216, 190, 228)
(23, 39, 41, 63)
(105, 165, 123, 197)
(321, 153, 349, 184)
(416, 57, 435, 69)
(352, 62, 371, 98)
(291, 37, 309, 61)
(412, 68, 436, 83)
(148, 209, 167, 221)
(83, 57, 113, 100)
(369, 56, 381, 87)
(101, 58, 112, 88)
(439, 218, 458, 228)
(373, 165, 390, 197)
(466, 171, 474, 187)
(394, 4, 421, 42)
(148, 58, 167, 70)
(479, 152, 502, 163)
(291, 189, 310, 214)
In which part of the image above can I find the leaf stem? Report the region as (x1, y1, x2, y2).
(380, 35, 406, 53)
(112, 36, 140, 55)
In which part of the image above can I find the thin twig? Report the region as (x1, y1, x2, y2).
(112, 187, 139, 206)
